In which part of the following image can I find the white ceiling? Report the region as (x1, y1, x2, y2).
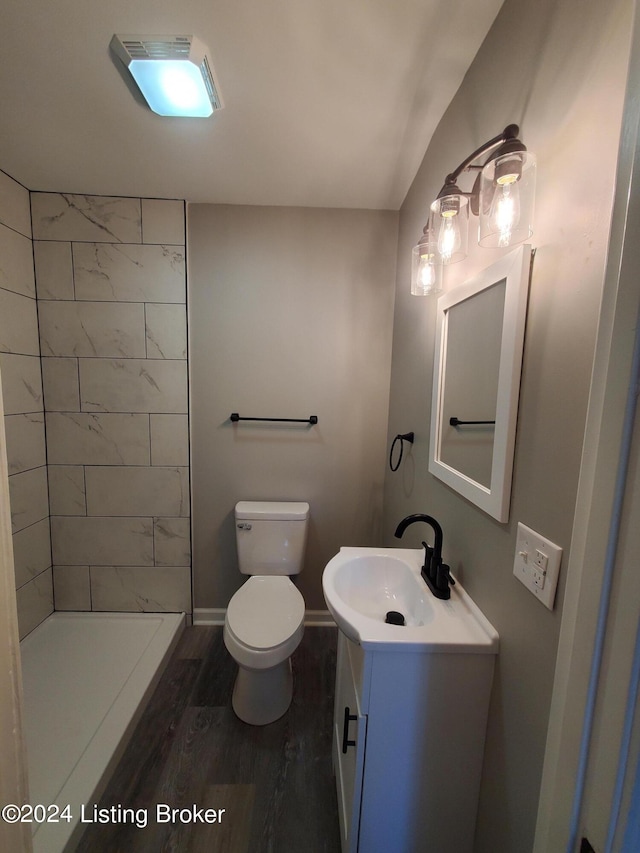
(0, 0, 504, 210)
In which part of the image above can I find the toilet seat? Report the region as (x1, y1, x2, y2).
(226, 576, 304, 650)
(224, 576, 305, 671)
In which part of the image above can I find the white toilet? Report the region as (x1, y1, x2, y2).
(223, 500, 309, 725)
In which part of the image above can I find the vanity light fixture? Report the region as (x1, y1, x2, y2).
(411, 124, 535, 294)
(110, 35, 223, 118)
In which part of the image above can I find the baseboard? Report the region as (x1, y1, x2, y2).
(193, 608, 226, 626)
(304, 610, 336, 626)
(193, 607, 335, 627)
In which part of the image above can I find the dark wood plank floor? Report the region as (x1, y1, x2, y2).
(76, 626, 341, 853)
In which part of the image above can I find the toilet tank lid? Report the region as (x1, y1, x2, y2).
(235, 501, 309, 520)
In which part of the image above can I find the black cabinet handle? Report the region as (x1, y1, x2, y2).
(342, 706, 357, 753)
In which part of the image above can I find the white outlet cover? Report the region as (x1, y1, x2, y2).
(513, 522, 563, 609)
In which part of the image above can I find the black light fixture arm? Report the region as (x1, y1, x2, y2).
(436, 124, 522, 201)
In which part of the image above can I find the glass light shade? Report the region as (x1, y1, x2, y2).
(411, 242, 443, 296)
(129, 59, 214, 117)
(430, 195, 469, 264)
(479, 151, 536, 248)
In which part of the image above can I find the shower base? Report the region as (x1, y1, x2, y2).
(20, 611, 185, 853)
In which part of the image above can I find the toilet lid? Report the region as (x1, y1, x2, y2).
(227, 576, 305, 650)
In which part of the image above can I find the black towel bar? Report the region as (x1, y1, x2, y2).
(230, 413, 318, 425)
(449, 417, 495, 426)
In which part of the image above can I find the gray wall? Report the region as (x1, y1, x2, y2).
(382, 0, 634, 850)
(0, 170, 52, 638)
(188, 204, 398, 612)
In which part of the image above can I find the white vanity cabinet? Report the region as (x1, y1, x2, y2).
(332, 629, 495, 853)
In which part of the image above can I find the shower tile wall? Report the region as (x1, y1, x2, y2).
(0, 171, 52, 638)
(31, 192, 191, 616)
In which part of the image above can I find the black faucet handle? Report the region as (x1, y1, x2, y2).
(436, 561, 455, 592)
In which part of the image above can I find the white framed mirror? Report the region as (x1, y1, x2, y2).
(429, 245, 531, 521)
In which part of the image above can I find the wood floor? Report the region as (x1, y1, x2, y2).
(76, 626, 341, 853)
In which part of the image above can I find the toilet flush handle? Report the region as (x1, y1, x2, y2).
(237, 523, 252, 530)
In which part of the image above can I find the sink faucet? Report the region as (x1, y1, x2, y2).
(394, 513, 454, 600)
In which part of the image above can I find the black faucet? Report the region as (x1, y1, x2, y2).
(394, 513, 455, 600)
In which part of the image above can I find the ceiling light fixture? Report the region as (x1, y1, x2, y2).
(411, 124, 535, 295)
(111, 35, 223, 118)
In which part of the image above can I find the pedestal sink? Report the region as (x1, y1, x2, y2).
(322, 546, 498, 651)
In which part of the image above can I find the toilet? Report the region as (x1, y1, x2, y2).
(223, 500, 309, 725)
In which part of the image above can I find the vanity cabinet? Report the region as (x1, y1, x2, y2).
(332, 630, 495, 853)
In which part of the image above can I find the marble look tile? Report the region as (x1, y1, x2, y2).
(154, 517, 191, 567)
(51, 516, 154, 566)
(53, 565, 91, 611)
(145, 303, 187, 359)
(141, 199, 185, 245)
(85, 466, 190, 517)
(48, 465, 86, 515)
(12, 518, 52, 588)
(0, 224, 35, 297)
(73, 243, 185, 303)
(8, 466, 49, 533)
(4, 413, 46, 474)
(150, 413, 189, 466)
(0, 288, 40, 355)
(17, 568, 54, 639)
(90, 566, 191, 613)
(0, 171, 31, 238)
(41, 357, 80, 411)
(39, 301, 146, 358)
(79, 358, 188, 413)
(31, 193, 141, 243)
(33, 241, 74, 300)
(0, 354, 43, 414)
(46, 412, 150, 465)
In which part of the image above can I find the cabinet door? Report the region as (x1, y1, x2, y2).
(333, 633, 367, 853)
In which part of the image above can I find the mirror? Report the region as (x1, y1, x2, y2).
(429, 245, 531, 521)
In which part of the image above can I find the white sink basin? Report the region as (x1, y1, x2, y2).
(322, 547, 499, 652)
(331, 551, 432, 627)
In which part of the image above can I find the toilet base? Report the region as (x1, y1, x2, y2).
(231, 658, 293, 725)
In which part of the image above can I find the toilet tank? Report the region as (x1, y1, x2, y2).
(235, 501, 310, 576)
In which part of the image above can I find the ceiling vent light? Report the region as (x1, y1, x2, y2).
(110, 34, 223, 118)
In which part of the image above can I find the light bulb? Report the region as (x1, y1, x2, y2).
(418, 254, 436, 291)
(411, 241, 442, 295)
(437, 212, 461, 263)
(489, 177, 520, 248)
(430, 194, 468, 264)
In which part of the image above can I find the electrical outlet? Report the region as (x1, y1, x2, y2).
(532, 567, 546, 588)
(534, 549, 548, 572)
(513, 523, 562, 609)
